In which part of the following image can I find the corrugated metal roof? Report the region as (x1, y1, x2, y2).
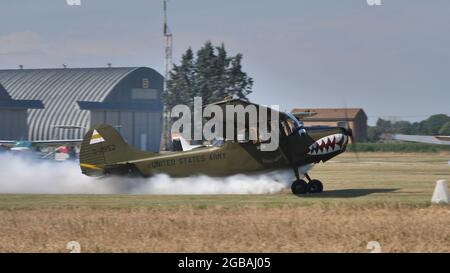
(0, 82, 44, 109)
(0, 67, 141, 140)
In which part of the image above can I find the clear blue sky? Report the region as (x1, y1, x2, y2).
(1, 0, 449, 124)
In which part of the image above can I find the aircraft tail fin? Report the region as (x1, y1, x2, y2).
(179, 136, 203, 151)
(79, 124, 157, 176)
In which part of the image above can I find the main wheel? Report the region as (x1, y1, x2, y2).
(291, 179, 308, 195)
(308, 179, 323, 193)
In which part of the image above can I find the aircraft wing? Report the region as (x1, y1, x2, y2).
(1, 139, 83, 150)
(0, 140, 15, 148)
(207, 98, 289, 121)
(31, 139, 83, 147)
(392, 134, 450, 145)
(292, 111, 318, 120)
(435, 136, 450, 141)
(205, 98, 289, 141)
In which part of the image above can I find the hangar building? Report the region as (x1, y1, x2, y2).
(0, 67, 163, 152)
(0, 82, 43, 140)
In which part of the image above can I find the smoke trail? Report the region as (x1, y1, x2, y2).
(0, 153, 295, 195)
(128, 173, 288, 195)
(0, 153, 110, 194)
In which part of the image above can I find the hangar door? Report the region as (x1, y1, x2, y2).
(90, 110, 162, 152)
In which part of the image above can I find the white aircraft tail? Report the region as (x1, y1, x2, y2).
(179, 136, 202, 151)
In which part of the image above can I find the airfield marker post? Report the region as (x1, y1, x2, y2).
(431, 180, 450, 204)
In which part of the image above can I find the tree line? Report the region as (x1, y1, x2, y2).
(368, 114, 450, 142)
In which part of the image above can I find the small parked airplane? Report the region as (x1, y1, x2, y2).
(392, 134, 450, 145)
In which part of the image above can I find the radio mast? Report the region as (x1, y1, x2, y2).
(163, 0, 173, 85)
(161, 0, 173, 150)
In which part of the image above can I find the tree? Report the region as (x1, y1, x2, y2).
(375, 119, 393, 134)
(227, 53, 253, 99)
(164, 41, 253, 110)
(163, 48, 195, 109)
(439, 121, 450, 135)
(395, 121, 413, 134)
(367, 126, 380, 142)
(422, 114, 450, 134)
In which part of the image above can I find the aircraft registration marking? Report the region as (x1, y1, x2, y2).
(91, 144, 116, 155)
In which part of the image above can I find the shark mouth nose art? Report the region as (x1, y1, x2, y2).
(307, 134, 348, 156)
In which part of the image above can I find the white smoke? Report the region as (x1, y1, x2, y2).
(0, 153, 298, 195)
(0, 153, 109, 194)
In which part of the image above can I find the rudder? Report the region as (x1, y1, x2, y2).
(79, 124, 156, 176)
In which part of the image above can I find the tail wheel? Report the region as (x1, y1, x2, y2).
(308, 179, 323, 193)
(291, 179, 308, 195)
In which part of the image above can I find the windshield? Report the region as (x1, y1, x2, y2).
(281, 112, 304, 136)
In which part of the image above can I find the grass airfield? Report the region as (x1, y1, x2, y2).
(0, 152, 449, 252)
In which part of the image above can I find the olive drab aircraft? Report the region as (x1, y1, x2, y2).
(79, 98, 353, 195)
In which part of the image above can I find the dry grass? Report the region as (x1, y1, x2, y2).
(0, 205, 449, 253)
(0, 152, 449, 252)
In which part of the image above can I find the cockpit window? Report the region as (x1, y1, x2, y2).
(236, 127, 260, 143)
(281, 113, 304, 136)
(281, 120, 294, 136)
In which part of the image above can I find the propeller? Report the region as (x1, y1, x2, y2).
(343, 98, 360, 160)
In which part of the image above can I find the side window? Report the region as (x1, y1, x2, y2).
(281, 120, 293, 136)
(236, 127, 259, 143)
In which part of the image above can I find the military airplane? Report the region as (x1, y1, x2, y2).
(79, 99, 353, 195)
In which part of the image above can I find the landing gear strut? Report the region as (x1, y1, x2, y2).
(291, 172, 324, 195)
